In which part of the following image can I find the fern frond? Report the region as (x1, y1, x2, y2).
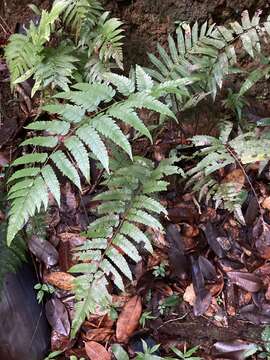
(64, 136, 90, 182)
(7, 71, 175, 244)
(147, 10, 270, 100)
(5, 0, 68, 86)
(188, 121, 270, 219)
(61, 0, 103, 40)
(70, 156, 179, 336)
(31, 45, 78, 96)
(51, 150, 82, 189)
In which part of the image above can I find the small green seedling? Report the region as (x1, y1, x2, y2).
(158, 295, 179, 315)
(34, 283, 55, 303)
(139, 311, 157, 328)
(44, 350, 64, 360)
(170, 345, 202, 359)
(153, 263, 166, 278)
(136, 340, 162, 360)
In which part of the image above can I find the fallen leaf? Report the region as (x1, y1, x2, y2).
(85, 341, 111, 360)
(253, 217, 270, 259)
(0, 152, 9, 167)
(116, 295, 142, 343)
(239, 304, 270, 325)
(191, 257, 212, 316)
(182, 223, 199, 238)
(262, 196, 270, 210)
(198, 255, 216, 281)
(51, 329, 74, 352)
(212, 340, 258, 359)
(58, 232, 87, 246)
(201, 223, 225, 258)
(44, 272, 75, 291)
(84, 328, 114, 342)
(227, 271, 262, 292)
(166, 224, 189, 280)
(28, 235, 58, 266)
(183, 283, 196, 306)
(45, 298, 70, 336)
(168, 203, 198, 224)
(244, 194, 259, 225)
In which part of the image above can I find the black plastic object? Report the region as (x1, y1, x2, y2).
(0, 264, 50, 360)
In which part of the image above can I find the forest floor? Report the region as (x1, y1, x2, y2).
(2, 1, 270, 359)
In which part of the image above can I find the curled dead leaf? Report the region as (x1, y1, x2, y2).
(116, 295, 142, 343)
(85, 341, 111, 360)
(45, 298, 70, 336)
(28, 235, 58, 266)
(44, 272, 75, 291)
(227, 271, 262, 292)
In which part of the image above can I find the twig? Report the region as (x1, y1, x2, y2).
(156, 313, 189, 330)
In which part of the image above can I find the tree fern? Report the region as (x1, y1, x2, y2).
(146, 10, 270, 102)
(6, 67, 186, 245)
(69, 154, 179, 337)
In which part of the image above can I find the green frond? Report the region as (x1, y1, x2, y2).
(12, 153, 48, 166)
(41, 165, 61, 206)
(7, 176, 48, 245)
(61, 0, 103, 39)
(25, 120, 71, 135)
(188, 122, 270, 218)
(50, 150, 81, 190)
(136, 65, 154, 92)
(5, 0, 68, 86)
(92, 116, 132, 159)
(64, 136, 90, 182)
(31, 45, 78, 96)
(108, 104, 152, 142)
(20, 136, 58, 148)
(147, 10, 270, 100)
(70, 156, 179, 335)
(7, 168, 41, 183)
(103, 73, 135, 96)
(76, 125, 109, 172)
(43, 104, 85, 123)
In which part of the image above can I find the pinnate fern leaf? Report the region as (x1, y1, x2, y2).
(70, 156, 179, 336)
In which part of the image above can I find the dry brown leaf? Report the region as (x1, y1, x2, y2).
(227, 271, 262, 292)
(58, 232, 86, 245)
(183, 283, 196, 306)
(44, 272, 75, 291)
(84, 328, 113, 342)
(254, 217, 270, 259)
(116, 295, 142, 343)
(262, 197, 270, 210)
(85, 341, 111, 360)
(45, 298, 70, 336)
(223, 168, 245, 192)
